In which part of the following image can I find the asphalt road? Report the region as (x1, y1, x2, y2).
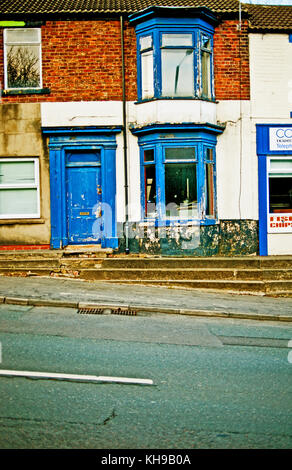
(0, 303, 291, 450)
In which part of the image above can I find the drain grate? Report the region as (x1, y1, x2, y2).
(78, 307, 137, 316)
(78, 307, 104, 315)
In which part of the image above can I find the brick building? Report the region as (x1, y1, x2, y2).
(0, 0, 291, 256)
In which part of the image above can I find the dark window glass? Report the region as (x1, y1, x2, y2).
(205, 163, 214, 216)
(205, 148, 213, 161)
(165, 163, 197, 218)
(165, 147, 196, 161)
(269, 177, 292, 213)
(145, 164, 156, 217)
(144, 149, 155, 162)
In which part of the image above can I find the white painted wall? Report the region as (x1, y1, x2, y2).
(216, 100, 258, 220)
(249, 34, 292, 121)
(268, 233, 292, 255)
(128, 100, 217, 127)
(41, 101, 123, 127)
(249, 33, 292, 254)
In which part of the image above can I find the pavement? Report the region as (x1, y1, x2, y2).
(0, 274, 292, 322)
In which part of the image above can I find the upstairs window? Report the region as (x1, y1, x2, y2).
(140, 35, 154, 99)
(200, 33, 212, 99)
(4, 28, 42, 89)
(161, 33, 194, 97)
(131, 8, 216, 102)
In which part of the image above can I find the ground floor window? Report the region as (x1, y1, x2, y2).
(0, 158, 40, 218)
(268, 157, 292, 233)
(139, 133, 217, 222)
(268, 158, 292, 213)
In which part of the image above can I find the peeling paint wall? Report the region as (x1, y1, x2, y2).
(117, 220, 258, 256)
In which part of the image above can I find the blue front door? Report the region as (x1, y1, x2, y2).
(66, 152, 102, 244)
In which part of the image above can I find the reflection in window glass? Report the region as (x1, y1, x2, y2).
(165, 163, 197, 218)
(201, 35, 211, 50)
(145, 164, 156, 217)
(201, 49, 211, 98)
(161, 49, 194, 97)
(205, 163, 214, 216)
(141, 50, 154, 99)
(5, 29, 41, 89)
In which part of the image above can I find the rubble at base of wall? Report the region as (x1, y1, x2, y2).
(117, 220, 259, 256)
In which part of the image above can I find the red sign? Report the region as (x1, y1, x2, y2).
(269, 214, 292, 232)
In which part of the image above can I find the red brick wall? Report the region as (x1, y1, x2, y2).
(0, 19, 138, 102)
(214, 19, 250, 100)
(0, 18, 250, 103)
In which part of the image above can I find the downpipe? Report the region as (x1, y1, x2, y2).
(120, 14, 130, 254)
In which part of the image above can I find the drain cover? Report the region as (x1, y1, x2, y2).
(78, 308, 104, 315)
(78, 307, 137, 316)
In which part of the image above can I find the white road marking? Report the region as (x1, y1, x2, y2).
(0, 369, 154, 385)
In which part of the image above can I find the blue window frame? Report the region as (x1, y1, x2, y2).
(131, 124, 224, 225)
(129, 7, 217, 102)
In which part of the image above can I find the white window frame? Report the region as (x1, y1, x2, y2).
(0, 158, 40, 219)
(3, 28, 42, 90)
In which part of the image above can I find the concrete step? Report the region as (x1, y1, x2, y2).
(72, 267, 292, 281)
(74, 278, 292, 295)
(74, 279, 266, 294)
(0, 250, 62, 259)
(1, 265, 292, 281)
(0, 259, 61, 269)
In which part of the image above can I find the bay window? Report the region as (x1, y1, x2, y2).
(133, 125, 222, 223)
(131, 8, 217, 102)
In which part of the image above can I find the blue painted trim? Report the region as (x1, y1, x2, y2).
(289, 34, 292, 43)
(256, 123, 292, 155)
(42, 126, 122, 136)
(258, 154, 268, 256)
(129, 7, 218, 27)
(133, 8, 216, 102)
(137, 127, 219, 225)
(131, 122, 225, 136)
(256, 123, 292, 256)
(43, 128, 120, 250)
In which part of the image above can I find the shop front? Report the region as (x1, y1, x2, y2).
(257, 124, 292, 255)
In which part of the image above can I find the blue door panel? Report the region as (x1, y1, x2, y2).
(66, 157, 102, 244)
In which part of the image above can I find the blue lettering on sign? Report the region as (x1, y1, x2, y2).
(276, 128, 292, 138)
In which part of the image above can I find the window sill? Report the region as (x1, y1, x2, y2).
(2, 88, 50, 96)
(0, 218, 45, 225)
(135, 96, 217, 105)
(142, 218, 217, 226)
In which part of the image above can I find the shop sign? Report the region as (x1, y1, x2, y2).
(269, 214, 292, 233)
(269, 128, 292, 151)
